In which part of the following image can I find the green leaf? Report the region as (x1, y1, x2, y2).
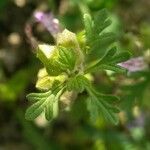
(111, 51, 131, 63)
(83, 14, 93, 44)
(66, 75, 90, 93)
(53, 99, 59, 118)
(94, 9, 112, 33)
(25, 98, 47, 120)
(86, 63, 126, 74)
(57, 46, 77, 71)
(25, 87, 64, 121)
(37, 44, 78, 76)
(85, 47, 130, 74)
(83, 9, 116, 61)
(98, 64, 127, 73)
(98, 94, 120, 104)
(84, 81, 119, 124)
(45, 96, 54, 120)
(87, 93, 119, 125)
(26, 91, 51, 102)
(89, 32, 116, 57)
(87, 97, 99, 121)
(97, 46, 117, 64)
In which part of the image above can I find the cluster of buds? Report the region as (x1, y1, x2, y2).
(37, 29, 84, 77)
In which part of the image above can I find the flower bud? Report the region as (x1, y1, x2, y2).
(37, 44, 63, 76)
(36, 68, 67, 90)
(57, 29, 84, 70)
(57, 29, 79, 49)
(37, 29, 85, 76)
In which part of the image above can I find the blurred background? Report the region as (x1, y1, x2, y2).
(0, 0, 150, 149)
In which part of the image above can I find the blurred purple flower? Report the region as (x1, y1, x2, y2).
(127, 113, 145, 129)
(34, 11, 60, 37)
(118, 57, 147, 72)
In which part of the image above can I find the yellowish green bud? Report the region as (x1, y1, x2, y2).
(36, 68, 67, 91)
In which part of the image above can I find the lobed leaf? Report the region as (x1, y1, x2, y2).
(94, 9, 111, 33)
(98, 46, 117, 64)
(87, 93, 119, 125)
(66, 75, 90, 93)
(25, 98, 47, 120)
(83, 9, 116, 61)
(26, 91, 51, 102)
(25, 87, 64, 121)
(57, 46, 77, 71)
(85, 47, 130, 74)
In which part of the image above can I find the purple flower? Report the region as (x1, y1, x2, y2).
(34, 11, 60, 37)
(118, 57, 147, 72)
(127, 113, 145, 129)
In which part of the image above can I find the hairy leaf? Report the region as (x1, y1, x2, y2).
(25, 87, 64, 121)
(45, 96, 54, 120)
(84, 9, 116, 61)
(87, 93, 119, 125)
(66, 75, 90, 93)
(57, 46, 77, 72)
(25, 98, 47, 120)
(85, 47, 130, 73)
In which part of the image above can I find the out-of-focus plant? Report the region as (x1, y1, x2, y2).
(0, 0, 8, 11)
(70, 0, 118, 10)
(0, 69, 30, 101)
(120, 50, 150, 111)
(25, 9, 131, 125)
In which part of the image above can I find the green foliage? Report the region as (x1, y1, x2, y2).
(26, 9, 131, 125)
(87, 92, 119, 124)
(57, 46, 77, 72)
(0, 69, 30, 101)
(87, 0, 118, 10)
(36, 68, 67, 91)
(26, 85, 65, 120)
(66, 75, 89, 93)
(121, 71, 150, 111)
(37, 30, 81, 76)
(85, 83, 120, 124)
(1, 0, 150, 149)
(0, 0, 8, 11)
(84, 9, 116, 61)
(85, 46, 131, 73)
